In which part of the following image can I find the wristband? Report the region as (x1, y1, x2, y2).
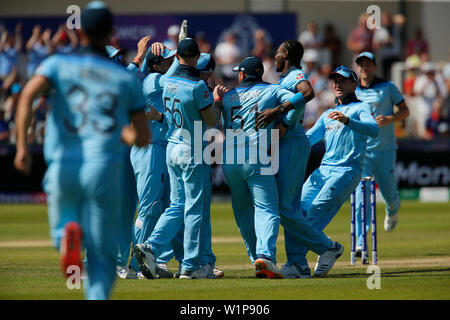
(214, 97, 222, 102)
(132, 58, 141, 66)
(288, 92, 306, 107)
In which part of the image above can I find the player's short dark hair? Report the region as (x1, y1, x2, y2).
(282, 40, 304, 67)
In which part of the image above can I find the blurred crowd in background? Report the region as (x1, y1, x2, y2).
(1, 11, 449, 146)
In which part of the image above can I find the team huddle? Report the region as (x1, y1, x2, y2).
(13, 2, 409, 300)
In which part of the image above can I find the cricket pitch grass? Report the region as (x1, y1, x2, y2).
(0, 201, 449, 300)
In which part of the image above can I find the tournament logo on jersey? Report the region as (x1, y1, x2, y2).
(296, 73, 304, 80)
(204, 90, 209, 98)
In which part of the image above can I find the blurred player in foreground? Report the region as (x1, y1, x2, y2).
(354, 52, 409, 255)
(296, 65, 379, 276)
(14, 2, 150, 299)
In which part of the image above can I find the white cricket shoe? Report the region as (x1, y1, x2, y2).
(314, 242, 344, 277)
(279, 264, 311, 279)
(384, 213, 398, 232)
(116, 265, 144, 279)
(133, 244, 157, 279)
(254, 258, 283, 279)
(179, 264, 218, 279)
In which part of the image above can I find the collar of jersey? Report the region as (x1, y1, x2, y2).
(175, 64, 200, 77)
(335, 92, 360, 106)
(358, 76, 386, 89)
(238, 76, 266, 88)
(280, 65, 301, 79)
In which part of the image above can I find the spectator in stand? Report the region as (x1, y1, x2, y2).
(251, 29, 272, 60)
(405, 28, 429, 58)
(51, 25, 78, 54)
(299, 21, 323, 50)
(426, 98, 450, 139)
(347, 13, 373, 68)
(302, 49, 320, 82)
(261, 53, 279, 84)
(163, 24, 180, 50)
(372, 12, 405, 78)
(322, 24, 341, 68)
(0, 108, 9, 143)
(214, 32, 241, 86)
(413, 62, 447, 138)
(26, 25, 53, 79)
(195, 31, 211, 53)
(443, 63, 450, 124)
(0, 23, 22, 93)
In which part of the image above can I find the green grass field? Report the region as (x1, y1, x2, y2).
(0, 201, 449, 300)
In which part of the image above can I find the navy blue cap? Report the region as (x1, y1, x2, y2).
(196, 53, 215, 73)
(329, 65, 358, 82)
(177, 38, 200, 58)
(355, 51, 377, 65)
(81, 1, 113, 39)
(233, 57, 264, 77)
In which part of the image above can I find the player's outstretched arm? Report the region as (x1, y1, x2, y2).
(132, 35, 151, 68)
(14, 75, 50, 174)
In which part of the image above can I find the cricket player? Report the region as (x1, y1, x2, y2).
(354, 52, 409, 253)
(133, 38, 222, 279)
(255, 40, 346, 278)
(132, 44, 224, 279)
(14, 2, 150, 299)
(127, 47, 184, 279)
(295, 65, 379, 276)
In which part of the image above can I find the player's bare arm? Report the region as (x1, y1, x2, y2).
(14, 75, 51, 174)
(146, 105, 164, 121)
(376, 101, 410, 127)
(255, 100, 294, 129)
(296, 80, 315, 102)
(133, 35, 151, 66)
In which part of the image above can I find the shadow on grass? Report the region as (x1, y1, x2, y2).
(325, 267, 450, 279)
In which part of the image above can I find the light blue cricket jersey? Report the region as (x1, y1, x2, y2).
(163, 64, 213, 145)
(278, 66, 308, 138)
(306, 93, 379, 168)
(355, 77, 404, 152)
(36, 47, 147, 164)
(222, 78, 295, 162)
(142, 72, 169, 145)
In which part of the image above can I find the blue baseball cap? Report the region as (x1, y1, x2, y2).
(105, 45, 124, 58)
(233, 57, 264, 77)
(196, 53, 215, 73)
(355, 51, 377, 65)
(143, 48, 176, 73)
(177, 38, 200, 58)
(105, 45, 125, 64)
(329, 65, 358, 83)
(81, 1, 113, 39)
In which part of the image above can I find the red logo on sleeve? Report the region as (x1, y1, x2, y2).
(296, 73, 304, 80)
(204, 90, 209, 98)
